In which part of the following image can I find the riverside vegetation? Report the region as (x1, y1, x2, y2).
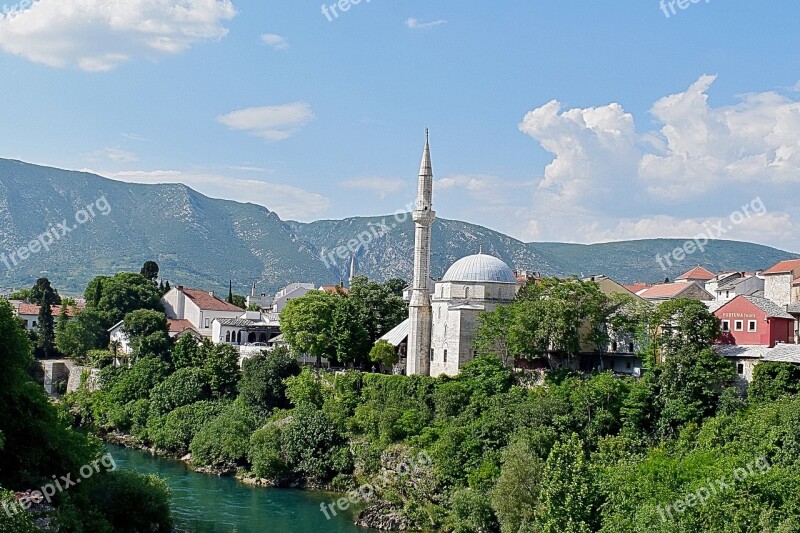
(6, 268, 800, 531)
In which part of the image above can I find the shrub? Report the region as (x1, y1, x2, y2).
(190, 400, 261, 466)
(150, 401, 226, 455)
(89, 471, 172, 533)
(249, 425, 287, 479)
(239, 347, 300, 415)
(149, 368, 211, 415)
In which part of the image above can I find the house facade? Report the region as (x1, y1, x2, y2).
(161, 286, 244, 338)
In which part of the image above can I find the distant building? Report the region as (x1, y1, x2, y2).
(272, 282, 315, 313)
(161, 286, 244, 338)
(12, 302, 81, 332)
(637, 281, 714, 303)
(675, 266, 716, 284)
(246, 283, 273, 310)
(763, 259, 800, 307)
(714, 295, 797, 386)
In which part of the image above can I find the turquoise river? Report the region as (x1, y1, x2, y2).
(107, 445, 377, 533)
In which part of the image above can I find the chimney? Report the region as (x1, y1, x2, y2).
(208, 291, 215, 298)
(176, 287, 186, 319)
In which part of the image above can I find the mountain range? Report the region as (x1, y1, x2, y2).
(0, 159, 796, 296)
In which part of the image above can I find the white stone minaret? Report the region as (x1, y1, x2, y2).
(406, 130, 436, 376)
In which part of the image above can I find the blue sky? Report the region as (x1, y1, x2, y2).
(1, 1, 799, 250)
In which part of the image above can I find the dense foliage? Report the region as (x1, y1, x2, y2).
(55, 275, 800, 532)
(0, 299, 172, 532)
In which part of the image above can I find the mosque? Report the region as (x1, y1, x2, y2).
(381, 131, 524, 376)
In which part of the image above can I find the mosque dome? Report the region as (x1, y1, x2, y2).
(441, 253, 517, 283)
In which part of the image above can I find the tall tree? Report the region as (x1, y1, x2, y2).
(280, 291, 338, 367)
(30, 277, 61, 306)
(84, 272, 162, 328)
(140, 261, 160, 283)
(227, 280, 234, 304)
(349, 276, 407, 343)
(34, 278, 57, 358)
(331, 296, 371, 367)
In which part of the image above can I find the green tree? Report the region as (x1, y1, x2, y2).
(123, 309, 171, 362)
(89, 471, 172, 532)
(331, 296, 371, 367)
(491, 438, 543, 533)
(198, 341, 241, 399)
(652, 347, 735, 438)
(29, 277, 62, 306)
(349, 276, 407, 343)
(749, 362, 800, 403)
(369, 339, 399, 371)
(239, 346, 301, 416)
(537, 434, 595, 533)
(140, 260, 160, 282)
(55, 308, 108, 359)
(172, 334, 202, 369)
(149, 367, 211, 415)
(280, 291, 338, 367)
(34, 278, 58, 358)
(652, 298, 720, 362)
(85, 272, 162, 327)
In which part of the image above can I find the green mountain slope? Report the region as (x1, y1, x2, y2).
(0, 159, 796, 295)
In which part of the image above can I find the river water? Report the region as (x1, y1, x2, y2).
(106, 445, 375, 533)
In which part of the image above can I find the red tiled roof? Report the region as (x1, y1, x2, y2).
(16, 303, 79, 317)
(675, 266, 715, 281)
(167, 319, 198, 334)
(181, 288, 244, 312)
(623, 282, 651, 294)
(319, 286, 349, 295)
(638, 282, 697, 299)
(763, 259, 800, 275)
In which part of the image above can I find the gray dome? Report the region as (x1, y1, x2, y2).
(442, 253, 517, 283)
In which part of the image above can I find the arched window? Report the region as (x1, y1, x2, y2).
(464, 287, 470, 299)
(225, 331, 231, 343)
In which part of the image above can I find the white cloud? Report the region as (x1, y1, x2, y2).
(0, 0, 236, 71)
(517, 75, 800, 249)
(83, 146, 138, 163)
(104, 169, 330, 221)
(217, 102, 315, 142)
(260, 33, 288, 50)
(121, 132, 149, 142)
(340, 177, 405, 199)
(405, 17, 446, 29)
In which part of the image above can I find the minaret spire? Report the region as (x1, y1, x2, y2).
(407, 130, 436, 376)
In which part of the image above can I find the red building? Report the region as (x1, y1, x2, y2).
(715, 295, 795, 347)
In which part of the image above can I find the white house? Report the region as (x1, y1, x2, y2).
(272, 283, 315, 313)
(12, 301, 80, 332)
(161, 286, 244, 338)
(246, 283, 274, 310)
(108, 318, 201, 357)
(211, 310, 281, 347)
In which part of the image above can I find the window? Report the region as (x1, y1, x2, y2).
(611, 341, 618, 352)
(737, 363, 744, 375)
(443, 349, 448, 363)
(626, 361, 632, 369)
(225, 331, 231, 343)
(734, 320, 744, 332)
(629, 342, 635, 352)
(464, 287, 470, 299)
(430, 348, 434, 361)
(748, 320, 757, 332)
(205, 318, 210, 328)
(722, 320, 730, 332)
